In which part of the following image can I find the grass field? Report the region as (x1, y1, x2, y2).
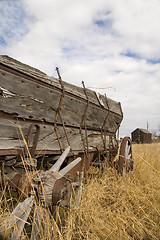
(0, 143, 160, 239)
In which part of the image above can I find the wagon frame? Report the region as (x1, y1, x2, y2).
(0, 56, 133, 239)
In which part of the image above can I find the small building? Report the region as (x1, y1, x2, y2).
(131, 128, 152, 144)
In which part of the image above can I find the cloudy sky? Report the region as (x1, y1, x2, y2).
(0, 0, 160, 137)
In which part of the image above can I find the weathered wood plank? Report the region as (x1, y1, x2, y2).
(0, 55, 55, 85)
(0, 95, 54, 121)
(0, 196, 34, 238)
(0, 56, 103, 107)
(0, 56, 123, 116)
(0, 119, 111, 152)
(50, 146, 70, 172)
(0, 69, 122, 130)
(0, 74, 122, 131)
(0, 68, 61, 114)
(30, 205, 43, 240)
(0, 55, 123, 154)
(58, 157, 82, 178)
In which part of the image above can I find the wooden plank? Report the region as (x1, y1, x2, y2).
(30, 205, 43, 240)
(0, 119, 112, 152)
(0, 196, 34, 238)
(62, 80, 99, 106)
(0, 68, 61, 113)
(50, 146, 70, 172)
(0, 55, 55, 85)
(0, 56, 123, 116)
(0, 56, 101, 106)
(58, 157, 82, 178)
(0, 55, 123, 153)
(0, 95, 57, 122)
(11, 198, 34, 240)
(0, 70, 122, 130)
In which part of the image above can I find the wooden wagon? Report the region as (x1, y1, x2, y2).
(0, 56, 133, 239)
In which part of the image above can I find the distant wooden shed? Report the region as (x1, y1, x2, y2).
(131, 128, 152, 144)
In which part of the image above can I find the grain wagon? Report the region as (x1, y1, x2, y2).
(0, 56, 133, 239)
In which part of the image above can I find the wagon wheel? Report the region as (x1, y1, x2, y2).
(0, 147, 84, 239)
(118, 137, 134, 174)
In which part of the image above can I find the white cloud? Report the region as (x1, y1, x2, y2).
(111, 0, 160, 58)
(1, 0, 160, 136)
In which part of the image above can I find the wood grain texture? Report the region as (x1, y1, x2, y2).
(0, 119, 112, 152)
(0, 69, 122, 131)
(0, 55, 122, 153)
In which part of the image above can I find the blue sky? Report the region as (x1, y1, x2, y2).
(0, 0, 160, 136)
(0, 0, 29, 47)
(122, 51, 160, 64)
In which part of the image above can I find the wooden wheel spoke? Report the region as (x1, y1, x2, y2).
(118, 137, 134, 174)
(127, 153, 132, 159)
(0, 147, 84, 239)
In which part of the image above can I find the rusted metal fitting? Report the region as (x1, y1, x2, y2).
(7, 174, 22, 192)
(96, 146, 104, 153)
(26, 124, 40, 158)
(52, 177, 71, 207)
(18, 171, 38, 196)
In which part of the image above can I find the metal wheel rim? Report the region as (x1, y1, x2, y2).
(118, 137, 133, 174)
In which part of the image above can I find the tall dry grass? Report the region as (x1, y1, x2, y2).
(0, 143, 160, 239)
(62, 143, 160, 240)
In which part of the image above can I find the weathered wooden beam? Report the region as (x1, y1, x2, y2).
(0, 118, 113, 153)
(0, 56, 122, 116)
(0, 55, 122, 158)
(0, 196, 34, 238)
(50, 146, 70, 172)
(30, 205, 43, 240)
(0, 56, 123, 132)
(58, 157, 82, 178)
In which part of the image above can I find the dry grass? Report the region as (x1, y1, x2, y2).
(0, 143, 160, 239)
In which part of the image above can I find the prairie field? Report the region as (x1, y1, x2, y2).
(0, 143, 160, 239)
